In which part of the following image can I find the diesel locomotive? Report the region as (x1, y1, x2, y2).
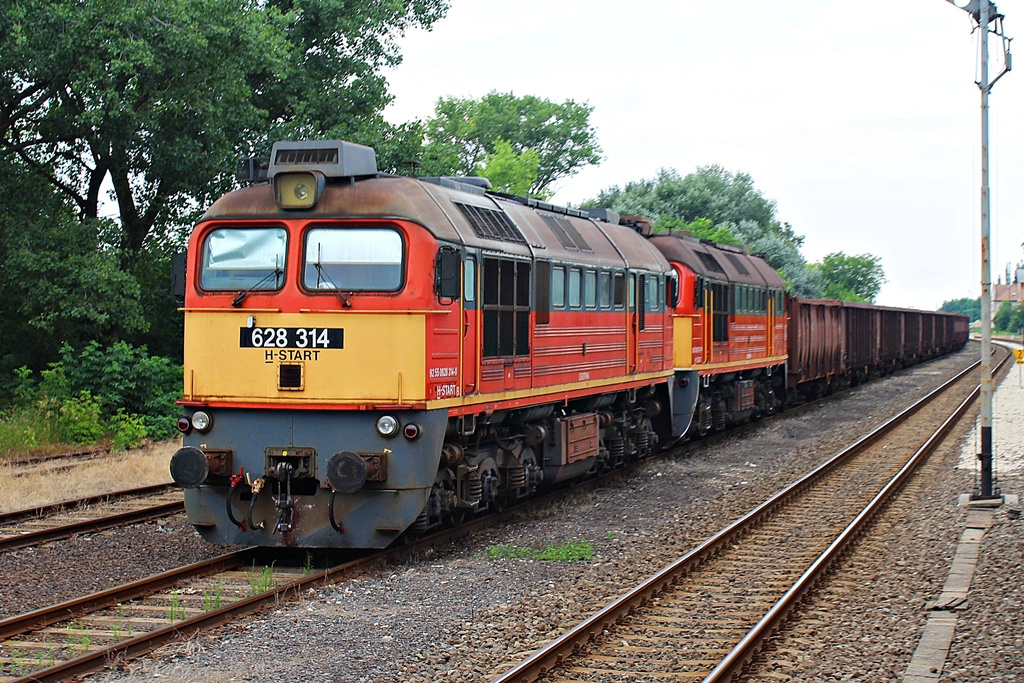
(169, 139, 968, 549)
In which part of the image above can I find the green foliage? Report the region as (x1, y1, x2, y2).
(110, 410, 148, 451)
(475, 140, 547, 198)
(48, 341, 182, 438)
(590, 166, 778, 231)
(588, 167, 825, 297)
(421, 91, 601, 195)
(55, 392, 105, 445)
(653, 216, 740, 245)
(486, 539, 595, 562)
(940, 297, 981, 322)
(0, 0, 448, 385)
(811, 252, 886, 304)
(246, 562, 278, 595)
(1, 0, 449, 262)
(1, 340, 180, 457)
(993, 300, 1024, 334)
(167, 592, 187, 623)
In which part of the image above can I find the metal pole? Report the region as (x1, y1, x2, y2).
(978, 0, 995, 499)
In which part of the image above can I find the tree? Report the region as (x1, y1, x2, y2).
(0, 0, 449, 266)
(993, 300, 1015, 332)
(0, 158, 147, 378)
(939, 297, 981, 322)
(590, 166, 779, 232)
(421, 92, 601, 195)
(474, 140, 545, 198)
(587, 167, 825, 297)
(811, 252, 886, 304)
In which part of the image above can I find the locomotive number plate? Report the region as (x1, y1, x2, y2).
(240, 327, 344, 349)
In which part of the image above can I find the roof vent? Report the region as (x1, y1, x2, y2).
(585, 208, 620, 224)
(268, 140, 377, 179)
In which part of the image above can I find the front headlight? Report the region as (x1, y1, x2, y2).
(376, 415, 398, 437)
(192, 411, 213, 432)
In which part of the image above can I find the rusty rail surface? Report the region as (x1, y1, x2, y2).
(491, 348, 1005, 683)
(0, 484, 181, 553)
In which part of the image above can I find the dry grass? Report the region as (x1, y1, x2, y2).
(0, 438, 180, 513)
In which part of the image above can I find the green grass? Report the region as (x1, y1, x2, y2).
(486, 539, 595, 562)
(0, 406, 64, 461)
(246, 562, 278, 595)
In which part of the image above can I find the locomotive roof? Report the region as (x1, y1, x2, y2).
(648, 233, 786, 290)
(200, 176, 671, 273)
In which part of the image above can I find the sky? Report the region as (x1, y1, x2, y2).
(382, 0, 1024, 311)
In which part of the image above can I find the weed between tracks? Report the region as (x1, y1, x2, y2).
(485, 539, 595, 562)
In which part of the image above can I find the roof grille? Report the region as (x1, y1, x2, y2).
(275, 147, 339, 165)
(540, 214, 592, 252)
(454, 202, 526, 244)
(697, 251, 726, 274)
(724, 253, 751, 276)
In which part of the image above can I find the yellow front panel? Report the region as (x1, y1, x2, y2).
(183, 312, 426, 404)
(673, 316, 694, 368)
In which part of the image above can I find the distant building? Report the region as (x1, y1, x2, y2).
(992, 269, 1024, 315)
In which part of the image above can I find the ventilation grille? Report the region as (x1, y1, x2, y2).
(724, 253, 751, 276)
(697, 251, 726, 274)
(454, 202, 526, 244)
(540, 214, 592, 252)
(279, 364, 303, 390)
(274, 148, 339, 165)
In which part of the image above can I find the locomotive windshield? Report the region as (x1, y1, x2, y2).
(303, 227, 403, 291)
(200, 227, 286, 291)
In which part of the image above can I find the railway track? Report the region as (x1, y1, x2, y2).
(0, 353, 983, 682)
(491, 347, 1008, 683)
(0, 484, 182, 553)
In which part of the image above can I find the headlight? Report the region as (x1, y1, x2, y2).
(376, 415, 398, 437)
(274, 171, 325, 210)
(192, 411, 212, 432)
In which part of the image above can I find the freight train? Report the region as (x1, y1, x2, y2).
(169, 139, 969, 548)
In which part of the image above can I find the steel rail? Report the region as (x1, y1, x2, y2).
(704, 346, 1012, 682)
(0, 483, 175, 526)
(0, 550, 259, 641)
(0, 500, 185, 553)
(490, 352, 995, 683)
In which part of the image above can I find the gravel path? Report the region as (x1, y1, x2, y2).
(48, 348, 984, 683)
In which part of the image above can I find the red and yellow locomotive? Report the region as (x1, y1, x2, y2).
(170, 139, 967, 549)
(171, 140, 683, 548)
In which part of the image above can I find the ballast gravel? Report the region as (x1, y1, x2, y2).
(9, 346, 1019, 683)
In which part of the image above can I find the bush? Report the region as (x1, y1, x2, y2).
(0, 341, 181, 457)
(110, 410, 148, 451)
(55, 391, 105, 445)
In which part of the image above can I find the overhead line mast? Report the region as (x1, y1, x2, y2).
(945, 0, 1012, 501)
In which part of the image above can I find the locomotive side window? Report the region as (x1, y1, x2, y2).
(552, 266, 566, 308)
(584, 270, 597, 308)
(464, 257, 476, 302)
(304, 227, 403, 291)
(599, 271, 612, 309)
(535, 261, 550, 325)
(613, 272, 625, 309)
(569, 268, 582, 309)
(712, 282, 729, 342)
(636, 275, 646, 331)
(200, 227, 286, 291)
(482, 257, 531, 358)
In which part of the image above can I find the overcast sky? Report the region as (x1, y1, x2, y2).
(382, 0, 1023, 310)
